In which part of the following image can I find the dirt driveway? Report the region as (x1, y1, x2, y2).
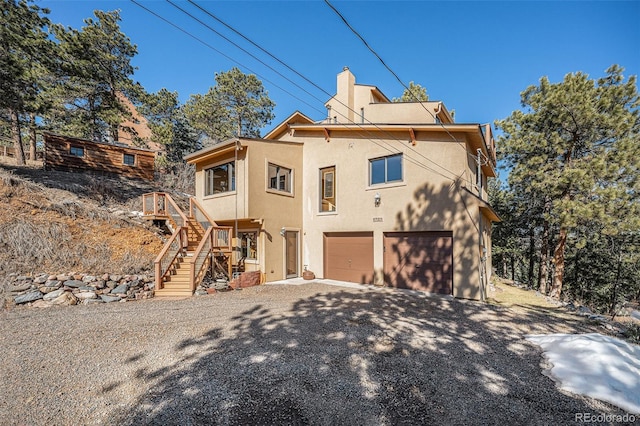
(0, 283, 625, 425)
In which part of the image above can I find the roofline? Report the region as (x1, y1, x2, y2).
(263, 110, 315, 140)
(288, 122, 496, 177)
(184, 137, 303, 164)
(184, 138, 241, 163)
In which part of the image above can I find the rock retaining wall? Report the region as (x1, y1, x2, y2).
(4, 272, 155, 309)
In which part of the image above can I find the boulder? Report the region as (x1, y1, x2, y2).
(31, 300, 52, 309)
(14, 291, 43, 304)
(33, 275, 49, 284)
(10, 283, 33, 293)
(100, 295, 121, 303)
(75, 291, 97, 300)
(50, 292, 77, 306)
(43, 289, 65, 301)
(63, 280, 84, 288)
(111, 283, 129, 295)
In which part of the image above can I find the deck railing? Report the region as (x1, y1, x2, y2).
(142, 192, 188, 231)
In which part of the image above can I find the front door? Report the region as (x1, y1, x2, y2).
(285, 231, 298, 278)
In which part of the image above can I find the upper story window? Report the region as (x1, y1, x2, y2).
(123, 153, 135, 166)
(205, 161, 235, 196)
(369, 153, 403, 185)
(69, 146, 84, 157)
(268, 163, 292, 194)
(320, 166, 336, 212)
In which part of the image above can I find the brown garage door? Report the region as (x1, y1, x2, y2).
(324, 232, 374, 284)
(383, 231, 453, 294)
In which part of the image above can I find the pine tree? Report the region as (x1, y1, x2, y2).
(392, 81, 429, 102)
(0, 0, 55, 165)
(184, 67, 275, 144)
(496, 65, 640, 300)
(49, 10, 139, 142)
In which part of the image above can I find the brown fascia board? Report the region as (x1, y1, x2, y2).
(42, 132, 156, 153)
(184, 138, 241, 164)
(184, 137, 303, 164)
(263, 110, 315, 140)
(288, 123, 496, 177)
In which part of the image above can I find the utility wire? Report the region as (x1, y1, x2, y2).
(134, 0, 463, 183)
(131, 0, 326, 119)
(184, 0, 467, 183)
(323, 0, 483, 164)
(131, 1, 471, 185)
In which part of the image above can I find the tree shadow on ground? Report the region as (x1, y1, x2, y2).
(110, 286, 625, 425)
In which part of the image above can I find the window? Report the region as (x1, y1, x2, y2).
(320, 166, 336, 212)
(268, 163, 292, 193)
(205, 161, 235, 196)
(238, 231, 257, 260)
(69, 146, 84, 157)
(369, 154, 403, 185)
(123, 153, 135, 166)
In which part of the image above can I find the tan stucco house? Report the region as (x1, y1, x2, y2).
(185, 67, 499, 300)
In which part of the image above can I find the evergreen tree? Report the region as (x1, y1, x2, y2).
(0, 0, 55, 165)
(49, 10, 139, 142)
(392, 81, 429, 102)
(141, 89, 199, 168)
(496, 65, 640, 300)
(184, 67, 275, 144)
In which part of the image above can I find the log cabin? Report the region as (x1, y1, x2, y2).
(43, 133, 155, 181)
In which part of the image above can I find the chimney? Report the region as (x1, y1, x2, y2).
(336, 67, 355, 123)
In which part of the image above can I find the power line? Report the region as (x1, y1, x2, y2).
(131, 1, 470, 185)
(130, 0, 326, 119)
(323, 0, 481, 163)
(182, 0, 467, 183)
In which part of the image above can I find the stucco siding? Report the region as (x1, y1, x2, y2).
(285, 129, 483, 299)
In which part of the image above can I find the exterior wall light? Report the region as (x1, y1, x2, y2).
(374, 192, 381, 207)
(280, 227, 286, 237)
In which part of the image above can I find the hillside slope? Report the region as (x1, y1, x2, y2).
(0, 163, 171, 280)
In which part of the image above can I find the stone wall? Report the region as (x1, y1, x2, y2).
(5, 272, 154, 308)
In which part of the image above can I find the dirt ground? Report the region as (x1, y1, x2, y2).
(0, 282, 629, 425)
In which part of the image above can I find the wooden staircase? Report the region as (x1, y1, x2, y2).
(142, 193, 233, 298)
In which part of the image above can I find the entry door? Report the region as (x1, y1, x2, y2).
(285, 231, 298, 278)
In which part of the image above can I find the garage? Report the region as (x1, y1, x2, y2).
(383, 231, 453, 294)
(323, 232, 374, 284)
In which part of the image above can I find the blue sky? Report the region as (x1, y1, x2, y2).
(42, 1, 639, 130)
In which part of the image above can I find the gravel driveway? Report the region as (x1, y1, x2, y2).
(0, 283, 625, 425)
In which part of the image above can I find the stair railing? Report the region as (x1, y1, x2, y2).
(190, 225, 234, 291)
(189, 196, 215, 229)
(154, 226, 187, 289)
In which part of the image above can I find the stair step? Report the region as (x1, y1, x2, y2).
(155, 291, 194, 298)
(161, 284, 192, 291)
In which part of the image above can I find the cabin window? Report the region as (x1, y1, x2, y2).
(369, 154, 403, 185)
(238, 231, 258, 261)
(205, 161, 235, 196)
(69, 146, 84, 157)
(320, 166, 336, 212)
(123, 153, 136, 166)
(267, 163, 292, 193)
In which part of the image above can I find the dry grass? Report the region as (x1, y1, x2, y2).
(0, 165, 164, 279)
(487, 277, 582, 322)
